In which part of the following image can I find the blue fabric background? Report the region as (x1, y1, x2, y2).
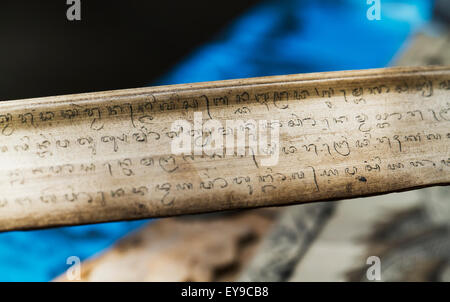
(0, 0, 434, 281)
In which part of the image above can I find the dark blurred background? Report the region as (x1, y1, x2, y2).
(0, 0, 258, 100)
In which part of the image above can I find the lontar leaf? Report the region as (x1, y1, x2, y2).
(0, 66, 449, 231)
